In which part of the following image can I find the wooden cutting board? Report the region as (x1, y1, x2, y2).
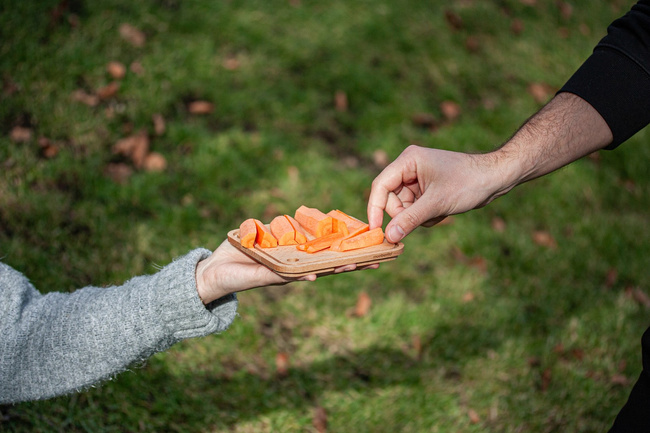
(227, 228, 404, 277)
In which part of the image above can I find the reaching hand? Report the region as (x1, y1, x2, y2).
(195, 240, 378, 304)
(367, 145, 508, 243)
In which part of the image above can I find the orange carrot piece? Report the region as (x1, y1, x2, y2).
(336, 227, 384, 252)
(254, 220, 278, 248)
(270, 215, 298, 246)
(294, 205, 333, 237)
(239, 218, 257, 249)
(332, 218, 349, 236)
(285, 214, 308, 244)
(327, 209, 365, 231)
(330, 223, 370, 252)
(296, 232, 345, 253)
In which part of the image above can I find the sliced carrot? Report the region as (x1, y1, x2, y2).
(239, 218, 257, 249)
(270, 215, 298, 246)
(254, 219, 278, 248)
(336, 227, 384, 252)
(332, 218, 349, 236)
(296, 232, 345, 253)
(285, 214, 308, 244)
(327, 209, 365, 231)
(329, 223, 370, 252)
(294, 205, 333, 237)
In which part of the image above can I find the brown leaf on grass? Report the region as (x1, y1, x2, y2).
(412, 334, 423, 360)
(532, 230, 557, 249)
(3, 75, 19, 96)
(557, 27, 570, 39)
(130, 61, 145, 75)
(625, 287, 650, 308)
(107, 61, 126, 80)
(104, 162, 133, 184)
(556, 1, 573, 20)
(468, 256, 488, 275)
(464, 36, 480, 53)
(511, 18, 524, 35)
(527, 82, 555, 104)
(444, 9, 463, 30)
(462, 292, 475, 303)
(605, 268, 618, 288)
(152, 113, 166, 136)
(354, 291, 372, 317)
(96, 81, 120, 100)
(142, 152, 167, 172)
(9, 126, 32, 143)
(119, 23, 146, 47)
(112, 131, 149, 168)
(335, 90, 348, 112)
(540, 368, 552, 392)
(610, 374, 630, 387)
(373, 149, 389, 169)
(313, 406, 328, 433)
(411, 112, 438, 130)
(71, 89, 100, 106)
(491, 216, 506, 232)
(468, 409, 481, 424)
(440, 100, 461, 122)
(38, 137, 59, 159)
(223, 56, 241, 70)
(188, 100, 214, 115)
(275, 352, 290, 377)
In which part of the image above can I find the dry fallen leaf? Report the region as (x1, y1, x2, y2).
(38, 137, 59, 159)
(440, 100, 461, 122)
(412, 334, 423, 360)
(96, 81, 120, 100)
(465, 36, 480, 53)
(373, 149, 389, 168)
(532, 230, 557, 249)
(491, 216, 506, 233)
(188, 100, 214, 115)
(557, 1, 573, 20)
(354, 291, 372, 317)
(105, 162, 133, 184)
(540, 368, 552, 391)
(9, 126, 32, 143)
(152, 113, 166, 136)
(468, 409, 481, 424)
(411, 112, 437, 130)
(119, 23, 146, 47)
(626, 287, 650, 308)
(335, 90, 348, 112)
(527, 82, 555, 104)
(223, 56, 240, 70)
(107, 61, 126, 80)
(275, 352, 290, 377)
(113, 131, 149, 168)
(511, 18, 524, 35)
(71, 89, 100, 106)
(313, 406, 328, 433)
(444, 9, 463, 30)
(605, 268, 618, 288)
(130, 61, 145, 75)
(142, 152, 167, 172)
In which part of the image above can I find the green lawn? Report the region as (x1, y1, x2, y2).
(2, 0, 649, 431)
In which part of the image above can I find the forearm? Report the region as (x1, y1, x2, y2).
(486, 92, 613, 197)
(0, 249, 238, 403)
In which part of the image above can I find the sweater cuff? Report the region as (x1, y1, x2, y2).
(147, 248, 238, 343)
(559, 47, 650, 149)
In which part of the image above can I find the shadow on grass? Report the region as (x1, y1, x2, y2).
(2, 321, 503, 431)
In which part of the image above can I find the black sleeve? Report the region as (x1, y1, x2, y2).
(559, 0, 650, 149)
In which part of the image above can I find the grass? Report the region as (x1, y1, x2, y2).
(1, 0, 649, 431)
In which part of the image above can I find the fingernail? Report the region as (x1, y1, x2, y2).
(388, 224, 405, 243)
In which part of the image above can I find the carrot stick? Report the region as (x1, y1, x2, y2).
(296, 232, 345, 253)
(332, 218, 349, 236)
(270, 215, 298, 246)
(329, 223, 370, 252)
(239, 218, 257, 249)
(336, 227, 384, 252)
(254, 219, 278, 248)
(285, 214, 308, 244)
(327, 209, 365, 231)
(294, 205, 333, 237)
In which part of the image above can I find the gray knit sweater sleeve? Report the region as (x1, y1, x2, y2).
(0, 248, 238, 404)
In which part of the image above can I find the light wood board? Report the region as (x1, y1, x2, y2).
(227, 228, 404, 277)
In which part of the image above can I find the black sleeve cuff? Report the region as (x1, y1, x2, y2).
(559, 47, 650, 149)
